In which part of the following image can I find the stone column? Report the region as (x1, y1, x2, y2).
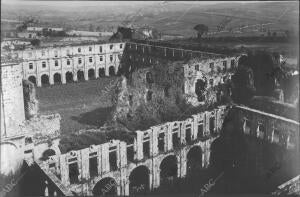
(80, 148, 90, 180)
(59, 154, 70, 186)
(62, 71, 66, 84)
(151, 127, 159, 156)
(179, 149, 187, 178)
(166, 123, 173, 151)
(101, 143, 110, 173)
(119, 142, 127, 168)
(135, 131, 144, 160)
(180, 122, 186, 145)
(152, 158, 160, 189)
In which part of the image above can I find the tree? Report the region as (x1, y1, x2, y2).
(193, 24, 208, 39)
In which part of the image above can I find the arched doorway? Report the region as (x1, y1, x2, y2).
(99, 68, 105, 77)
(65, 72, 73, 83)
(41, 74, 50, 86)
(109, 66, 115, 76)
(195, 78, 207, 102)
(92, 177, 117, 196)
(41, 149, 56, 161)
(28, 76, 36, 85)
(77, 70, 85, 82)
(160, 155, 178, 185)
(129, 166, 150, 195)
(186, 146, 202, 176)
(88, 69, 95, 80)
(53, 73, 61, 84)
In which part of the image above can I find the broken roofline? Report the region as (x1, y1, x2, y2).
(43, 105, 227, 162)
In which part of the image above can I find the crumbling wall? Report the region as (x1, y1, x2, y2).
(23, 79, 39, 119)
(20, 114, 61, 144)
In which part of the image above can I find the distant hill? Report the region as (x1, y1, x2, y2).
(1, 1, 298, 37)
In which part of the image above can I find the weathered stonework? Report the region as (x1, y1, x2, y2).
(38, 106, 227, 196)
(2, 41, 125, 87)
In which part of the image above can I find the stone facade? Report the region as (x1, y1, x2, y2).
(0, 60, 62, 175)
(4, 41, 125, 87)
(39, 106, 227, 196)
(233, 105, 299, 150)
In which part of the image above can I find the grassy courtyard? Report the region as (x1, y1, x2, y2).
(36, 77, 119, 134)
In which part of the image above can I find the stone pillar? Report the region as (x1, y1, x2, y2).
(59, 154, 69, 186)
(97, 146, 102, 176)
(202, 141, 210, 168)
(152, 158, 160, 189)
(74, 71, 78, 82)
(84, 69, 88, 81)
(135, 131, 144, 160)
(164, 48, 166, 57)
(49, 74, 54, 85)
(44, 181, 49, 196)
(37, 75, 42, 87)
(180, 122, 186, 145)
(151, 127, 159, 156)
(119, 142, 127, 168)
(101, 143, 110, 173)
(179, 149, 187, 178)
(62, 72, 66, 84)
(80, 148, 90, 180)
(166, 123, 173, 151)
(192, 115, 198, 140)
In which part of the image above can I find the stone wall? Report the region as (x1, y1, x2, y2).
(23, 79, 39, 119)
(39, 106, 227, 196)
(3, 42, 125, 87)
(1, 61, 25, 137)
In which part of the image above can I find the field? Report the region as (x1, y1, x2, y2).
(36, 77, 119, 134)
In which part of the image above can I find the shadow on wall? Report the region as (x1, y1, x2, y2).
(71, 107, 113, 127)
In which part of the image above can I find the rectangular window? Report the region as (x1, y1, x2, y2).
(69, 163, 79, 184)
(127, 145, 134, 163)
(100, 56, 103, 61)
(78, 58, 82, 64)
(99, 46, 103, 53)
(231, 59, 235, 67)
(209, 62, 214, 71)
(273, 129, 280, 143)
(41, 50, 45, 56)
(143, 141, 150, 158)
(54, 50, 58, 57)
(109, 151, 118, 171)
(28, 52, 32, 58)
(120, 44, 123, 49)
(158, 133, 165, 152)
(89, 157, 98, 178)
(110, 55, 113, 62)
(209, 116, 215, 134)
(223, 61, 227, 71)
(42, 62, 46, 68)
(67, 60, 70, 65)
(185, 127, 192, 144)
(66, 49, 70, 56)
(55, 60, 58, 67)
(197, 121, 204, 138)
(195, 64, 199, 71)
(110, 44, 113, 50)
(89, 57, 93, 63)
(29, 63, 33, 69)
(89, 46, 92, 52)
(78, 48, 81, 53)
(172, 131, 180, 149)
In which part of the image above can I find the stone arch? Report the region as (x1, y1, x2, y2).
(88, 68, 95, 80)
(41, 74, 50, 86)
(129, 165, 150, 195)
(186, 146, 202, 176)
(53, 73, 62, 84)
(160, 155, 178, 185)
(92, 177, 117, 196)
(99, 68, 105, 77)
(0, 142, 21, 175)
(77, 70, 85, 82)
(28, 76, 36, 85)
(41, 149, 56, 161)
(109, 66, 115, 76)
(65, 71, 73, 83)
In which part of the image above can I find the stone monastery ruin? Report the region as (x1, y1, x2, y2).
(1, 40, 299, 196)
